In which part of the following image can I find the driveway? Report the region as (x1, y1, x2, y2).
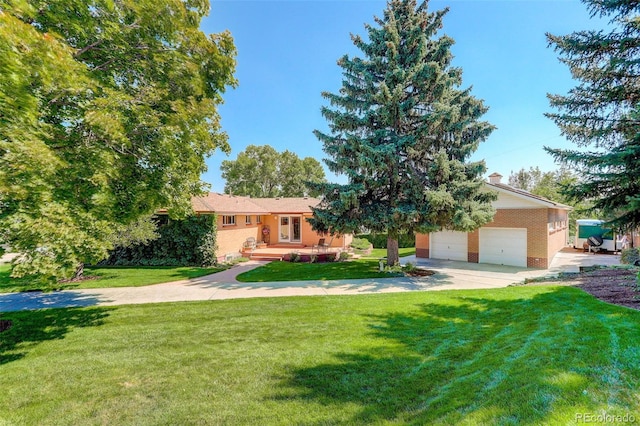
(0, 248, 621, 312)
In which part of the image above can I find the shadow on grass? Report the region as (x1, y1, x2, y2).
(282, 287, 640, 424)
(0, 306, 111, 365)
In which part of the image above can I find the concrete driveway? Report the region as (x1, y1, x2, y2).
(0, 248, 621, 312)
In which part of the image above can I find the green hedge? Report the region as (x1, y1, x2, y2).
(621, 248, 640, 265)
(102, 215, 217, 266)
(356, 232, 415, 249)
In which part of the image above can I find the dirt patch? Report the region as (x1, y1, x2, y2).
(0, 320, 12, 333)
(526, 268, 640, 310)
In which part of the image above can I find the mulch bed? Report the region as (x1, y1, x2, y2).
(527, 268, 640, 310)
(406, 268, 436, 277)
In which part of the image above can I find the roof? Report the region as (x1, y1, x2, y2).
(190, 193, 320, 215)
(486, 182, 573, 210)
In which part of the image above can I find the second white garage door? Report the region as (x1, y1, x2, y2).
(430, 231, 468, 261)
(479, 228, 527, 267)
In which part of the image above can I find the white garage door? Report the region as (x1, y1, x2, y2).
(431, 231, 468, 261)
(479, 228, 527, 267)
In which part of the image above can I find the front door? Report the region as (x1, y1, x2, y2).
(279, 216, 301, 243)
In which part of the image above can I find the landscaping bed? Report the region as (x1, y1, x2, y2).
(526, 267, 640, 310)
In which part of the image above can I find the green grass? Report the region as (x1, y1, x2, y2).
(363, 247, 416, 258)
(235, 258, 402, 282)
(0, 264, 226, 293)
(1, 287, 639, 424)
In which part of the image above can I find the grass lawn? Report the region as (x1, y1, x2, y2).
(0, 264, 226, 293)
(363, 247, 416, 258)
(1, 287, 639, 424)
(235, 258, 402, 282)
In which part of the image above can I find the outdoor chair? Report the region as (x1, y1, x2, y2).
(243, 237, 257, 251)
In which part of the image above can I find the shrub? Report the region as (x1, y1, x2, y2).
(101, 215, 218, 267)
(621, 248, 640, 265)
(289, 252, 301, 263)
(403, 262, 417, 272)
(339, 251, 350, 261)
(350, 238, 372, 251)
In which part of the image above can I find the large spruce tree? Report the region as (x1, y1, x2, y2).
(546, 0, 640, 231)
(309, 0, 496, 265)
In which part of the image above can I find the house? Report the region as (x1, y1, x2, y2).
(415, 173, 572, 268)
(190, 193, 353, 262)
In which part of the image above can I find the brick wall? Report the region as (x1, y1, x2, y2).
(415, 233, 430, 258)
(468, 231, 479, 263)
(415, 207, 569, 268)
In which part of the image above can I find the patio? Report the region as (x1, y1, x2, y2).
(241, 244, 342, 261)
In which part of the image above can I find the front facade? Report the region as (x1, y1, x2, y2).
(416, 174, 571, 269)
(191, 193, 353, 262)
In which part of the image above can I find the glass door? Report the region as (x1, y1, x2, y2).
(291, 217, 301, 242)
(279, 217, 290, 242)
(279, 216, 302, 243)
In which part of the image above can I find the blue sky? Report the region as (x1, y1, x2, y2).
(200, 0, 606, 192)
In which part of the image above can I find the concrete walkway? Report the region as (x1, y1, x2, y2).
(0, 249, 621, 312)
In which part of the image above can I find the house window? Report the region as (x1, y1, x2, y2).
(245, 215, 252, 225)
(222, 215, 236, 226)
(256, 215, 262, 224)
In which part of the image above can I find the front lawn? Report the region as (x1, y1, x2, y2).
(363, 247, 416, 258)
(235, 258, 401, 282)
(0, 265, 226, 293)
(1, 287, 639, 424)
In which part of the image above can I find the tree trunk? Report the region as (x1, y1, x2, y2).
(74, 262, 85, 280)
(387, 233, 400, 267)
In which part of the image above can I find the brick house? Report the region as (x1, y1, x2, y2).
(415, 173, 572, 268)
(190, 193, 353, 262)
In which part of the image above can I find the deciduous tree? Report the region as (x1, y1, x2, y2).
(221, 145, 326, 197)
(309, 0, 495, 266)
(0, 0, 236, 280)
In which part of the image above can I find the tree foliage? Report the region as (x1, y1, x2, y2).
(508, 167, 592, 235)
(220, 145, 326, 197)
(102, 215, 218, 267)
(0, 0, 236, 280)
(545, 0, 640, 231)
(309, 0, 496, 265)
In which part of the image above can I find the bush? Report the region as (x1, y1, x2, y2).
(338, 251, 350, 261)
(101, 215, 218, 267)
(621, 248, 640, 265)
(350, 238, 372, 251)
(356, 232, 415, 249)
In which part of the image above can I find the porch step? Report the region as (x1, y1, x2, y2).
(249, 253, 283, 261)
(268, 244, 306, 249)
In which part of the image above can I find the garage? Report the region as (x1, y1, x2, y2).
(479, 228, 527, 267)
(430, 231, 468, 261)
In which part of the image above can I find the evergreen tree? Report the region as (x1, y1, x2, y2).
(546, 0, 640, 231)
(309, 0, 496, 266)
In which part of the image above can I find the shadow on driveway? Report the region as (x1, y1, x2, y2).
(0, 291, 107, 312)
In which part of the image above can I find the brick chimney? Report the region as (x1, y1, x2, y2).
(488, 172, 503, 184)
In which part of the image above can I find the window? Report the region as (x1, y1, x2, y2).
(256, 215, 262, 224)
(222, 215, 236, 226)
(245, 215, 252, 224)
